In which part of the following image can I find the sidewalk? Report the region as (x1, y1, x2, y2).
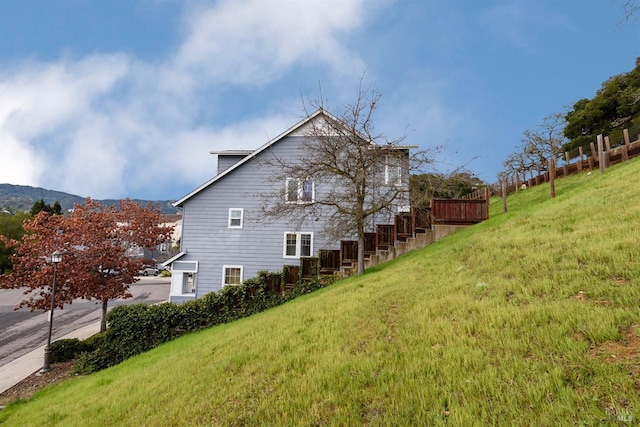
(0, 321, 101, 395)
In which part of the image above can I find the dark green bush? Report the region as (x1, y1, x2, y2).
(78, 268, 333, 373)
(81, 331, 107, 353)
(49, 338, 83, 363)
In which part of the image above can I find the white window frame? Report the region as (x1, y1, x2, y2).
(283, 232, 313, 259)
(285, 178, 314, 204)
(384, 156, 402, 186)
(228, 208, 244, 229)
(222, 265, 243, 287)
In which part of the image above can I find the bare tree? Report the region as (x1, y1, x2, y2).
(258, 81, 439, 274)
(617, 0, 640, 23)
(502, 149, 532, 187)
(521, 113, 567, 172)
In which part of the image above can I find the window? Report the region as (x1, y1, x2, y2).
(228, 208, 243, 228)
(223, 266, 243, 286)
(283, 232, 313, 258)
(301, 179, 314, 202)
(286, 178, 314, 203)
(385, 157, 401, 186)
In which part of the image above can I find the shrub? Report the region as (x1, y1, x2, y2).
(81, 332, 107, 353)
(78, 268, 334, 373)
(49, 338, 83, 363)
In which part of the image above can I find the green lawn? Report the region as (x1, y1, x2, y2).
(2, 159, 640, 426)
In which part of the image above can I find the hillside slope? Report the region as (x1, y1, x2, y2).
(2, 159, 640, 425)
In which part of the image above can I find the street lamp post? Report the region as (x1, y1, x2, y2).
(40, 250, 63, 374)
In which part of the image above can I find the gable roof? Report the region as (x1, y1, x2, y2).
(173, 109, 329, 207)
(173, 108, 418, 207)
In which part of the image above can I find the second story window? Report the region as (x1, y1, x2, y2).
(228, 208, 243, 228)
(385, 157, 401, 186)
(286, 178, 314, 203)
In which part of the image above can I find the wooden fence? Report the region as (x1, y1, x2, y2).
(431, 187, 490, 225)
(314, 195, 488, 275)
(505, 128, 640, 192)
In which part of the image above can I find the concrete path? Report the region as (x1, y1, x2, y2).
(0, 276, 170, 396)
(0, 321, 100, 394)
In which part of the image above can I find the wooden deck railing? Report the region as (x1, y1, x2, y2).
(316, 197, 487, 274)
(431, 198, 488, 225)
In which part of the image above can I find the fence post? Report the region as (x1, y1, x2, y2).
(484, 186, 490, 219)
(548, 159, 555, 199)
(624, 128, 631, 146)
(598, 135, 605, 174)
(563, 153, 569, 177)
(604, 136, 612, 152)
(578, 147, 584, 172)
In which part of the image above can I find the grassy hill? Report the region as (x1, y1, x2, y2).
(2, 159, 640, 425)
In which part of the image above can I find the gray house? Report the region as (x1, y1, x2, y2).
(166, 109, 413, 303)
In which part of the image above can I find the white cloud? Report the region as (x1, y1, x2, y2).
(0, 0, 369, 199)
(0, 131, 44, 185)
(174, 0, 366, 86)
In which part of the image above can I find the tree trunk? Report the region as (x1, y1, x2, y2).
(100, 298, 109, 332)
(357, 232, 365, 275)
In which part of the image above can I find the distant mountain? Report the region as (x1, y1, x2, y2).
(0, 183, 179, 215)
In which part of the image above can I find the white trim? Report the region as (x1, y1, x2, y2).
(222, 265, 244, 286)
(283, 232, 313, 259)
(228, 208, 244, 229)
(173, 260, 198, 273)
(162, 251, 186, 268)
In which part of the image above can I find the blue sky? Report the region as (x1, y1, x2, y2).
(0, 0, 638, 200)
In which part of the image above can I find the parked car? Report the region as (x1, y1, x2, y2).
(138, 266, 159, 276)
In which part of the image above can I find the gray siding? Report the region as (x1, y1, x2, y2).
(174, 135, 411, 300)
(217, 154, 248, 174)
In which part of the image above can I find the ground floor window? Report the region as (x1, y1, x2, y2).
(223, 265, 243, 286)
(283, 232, 313, 258)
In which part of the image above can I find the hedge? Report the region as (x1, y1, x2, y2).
(75, 268, 335, 374)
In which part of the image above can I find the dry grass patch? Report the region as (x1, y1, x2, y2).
(590, 324, 640, 375)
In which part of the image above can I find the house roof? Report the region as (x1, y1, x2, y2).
(162, 251, 186, 267)
(209, 150, 253, 156)
(173, 109, 418, 207)
(173, 109, 329, 207)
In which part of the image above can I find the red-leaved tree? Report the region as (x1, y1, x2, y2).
(0, 198, 174, 332)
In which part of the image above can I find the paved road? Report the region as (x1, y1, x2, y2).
(0, 276, 170, 368)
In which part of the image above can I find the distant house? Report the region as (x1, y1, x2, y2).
(165, 110, 414, 303)
(123, 213, 181, 263)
